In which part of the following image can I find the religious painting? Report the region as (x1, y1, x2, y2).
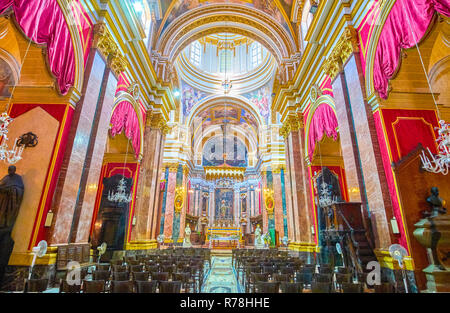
(202, 136, 248, 167)
(243, 82, 272, 122)
(240, 108, 259, 131)
(181, 80, 208, 117)
(214, 107, 238, 120)
(215, 188, 234, 220)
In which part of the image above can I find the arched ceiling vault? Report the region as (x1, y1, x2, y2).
(154, 4, 299, 66)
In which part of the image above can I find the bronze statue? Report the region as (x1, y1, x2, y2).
(424, 187, 447, 218)
(0, 166, 24, 286)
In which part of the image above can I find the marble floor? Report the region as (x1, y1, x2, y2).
(201, 256, 242, 293)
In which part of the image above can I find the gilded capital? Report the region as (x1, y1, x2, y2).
(323, 27, 359, 80)
(92, 23, 127, 76)
(280, 113, 303, 139)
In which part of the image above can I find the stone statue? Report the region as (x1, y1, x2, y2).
(424, 187, 447, 218)
(254, 225, 264, 249)
(182, 224, 192, 248)
(0, 166, 24, 285)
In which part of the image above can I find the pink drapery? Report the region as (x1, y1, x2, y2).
(110, 101, 141, 159)
(0, 0, 82, 95)
(374, 0, 450, 99)
(308, 103, 339, 162)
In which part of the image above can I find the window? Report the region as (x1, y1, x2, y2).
(190, 41, 202, 66)
(219, 50, 232, 73)
(251, 43, 262, 68)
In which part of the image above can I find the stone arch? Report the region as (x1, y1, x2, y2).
(304, 95, 338, 162)
(154, 4, 298, 67)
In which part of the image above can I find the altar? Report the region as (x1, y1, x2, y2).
(206, 225, 243, 249)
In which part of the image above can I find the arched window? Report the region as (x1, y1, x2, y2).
(251, 43, 262, 68)
(219, 50, 232, 73)
(190, 41, 202, 66)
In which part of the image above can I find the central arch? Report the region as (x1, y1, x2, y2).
(155, 4, 298, 67)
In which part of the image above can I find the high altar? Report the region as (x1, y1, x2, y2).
(206, 220, 244, 249)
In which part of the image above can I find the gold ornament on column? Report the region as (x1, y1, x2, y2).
(174, 186, 185, 214)
(263, 188, 274, 217)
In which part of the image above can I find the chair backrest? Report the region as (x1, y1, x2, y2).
(110, 280, 134, 293)
(59, 279, 81, 293)
(135, 280, 158, 293)
(342, 282, 364, 293)
(311, 281, 332, 293)
(173, 273, 190, 283)
(113, 265, 128, 273)
(273, 274, 290, 282)
(280, 282, 303, 293)
(159, 281, 182, 293)
(146, 265, 159, 273)
(318, 267, 333, 274)
(314, 273, 333, 283)
(83, 280, 105, 293)
(335, 273, 352, 284)
(252, 273, 269, 283)
(25, 279, 49, 293)
(110, 260, 123, 266)
(152, 272, 169, 282)
(98, 263, 112, 271)
(132, 271, 150, 281)
(93, 270, 111, 281)
(127, 260, 140, 266)
(262, 266, 275, 274)
(130, 265, 143, 272)
(280, 267, 294, 275)
(255, 282, 280, 293)
(113, 271, 130, 281)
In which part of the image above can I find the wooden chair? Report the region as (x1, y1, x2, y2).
(280, 282, 303, 293)
(93, 270, 111, 281)
(24, 279, 48, 293)
(314, 273, 333, 283)
(159, 281, 182, 293)
(112, 271, 130, 281)
(255, 282, 280, 293)
(152, 272, 169, 283)
(273, 273, 290, 282)
(146, 265, 159, 273)
(135, 280, 158, 293)
(110, 260, 123, 266)
(249, 273, 270, 293)
(127, 260, 140, 266)
(110, 280, 134, 293)
(59, 279, 81, 293)
(113, 265, 128, 273)
(173, 272, 194, 293)
(97, 263, 111, 271)
(130, 265, 144, 272)
(83, 280, 106, 293)
(311, 281, 332, 293)
(335, 273, 352, 291)
(342, 282, 364, 293)
(132, 271, 150, 282)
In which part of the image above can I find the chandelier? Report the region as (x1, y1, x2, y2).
(108, 177, 132, 203)
(0, 112, 24, 164)
(318, 181, 337, 208)
(420, 120, 450, 175)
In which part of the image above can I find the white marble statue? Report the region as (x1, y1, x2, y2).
(254, 225, 265, 249)
(183, 225, 192, 248)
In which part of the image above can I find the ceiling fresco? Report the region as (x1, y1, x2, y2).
(157, 0, 296, 41)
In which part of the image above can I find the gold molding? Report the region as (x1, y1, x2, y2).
(288, 241, 320, 253)
(93, 23, 128, 77)
(323, 26, 359, 81)
(8, 252, 57, 266)
(280, 113, 303, 139)
(125, 239, 157, 250)
(374, 249, 415, 271)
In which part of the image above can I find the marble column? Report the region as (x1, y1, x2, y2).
(131, 113, 165, 242)
(234, 187, 240, 226)
(209, 187, 215, 225)
(178, 166, 189, 243)
(284, 123, 313, 244)
(49, 39, 121, 245)
(273, 168, 285, 239)
(163, 165, 178, 241)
